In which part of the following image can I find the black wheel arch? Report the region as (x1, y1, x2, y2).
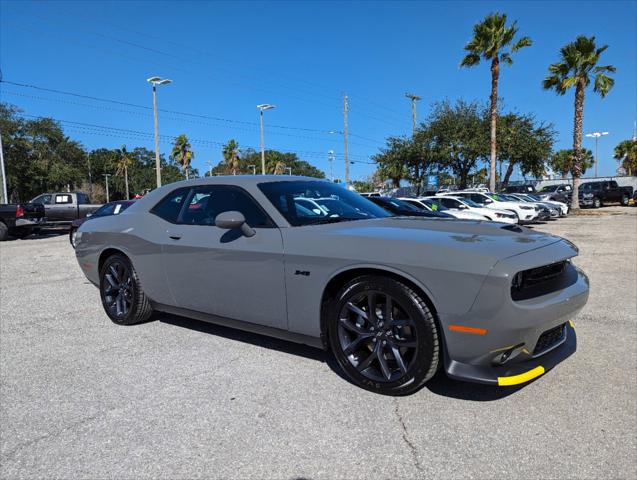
(319, 267, 440, 350)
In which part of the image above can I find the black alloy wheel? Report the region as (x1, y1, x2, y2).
(99, 254, 153, 325)
(329, 275, 439, 395)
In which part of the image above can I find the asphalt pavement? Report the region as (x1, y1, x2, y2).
(1, 209, 635, 479)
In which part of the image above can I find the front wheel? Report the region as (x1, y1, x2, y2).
(621, 194, 629, 206)
(329, 275, 439, 396)
(99, 254, 154, 325)
(593, 197, 601, 208)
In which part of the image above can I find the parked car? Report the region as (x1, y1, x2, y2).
(432, 195, 518, 224)
(30, 192, 102, 225)
(76, 176, 588, 395)
(438, 191, 539, 223)
(499, 194, 556, 220)
(398, 197, 487, 221)
(537, 184, 572, 204)
(500, 184, 536, 194)
(69, 200, 136, 248)
(0, 203, 46, 241)
(578, 181, 633, 208)
(367, 196, 452, 218)
(514, 193, 569, 216)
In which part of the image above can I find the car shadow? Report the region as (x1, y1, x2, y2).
(156, 313, 526, 401)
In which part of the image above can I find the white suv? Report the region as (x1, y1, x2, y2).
(439, 191, 538, 223)
(433, 195, 518, 224)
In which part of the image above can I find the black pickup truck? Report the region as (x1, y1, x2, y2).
(579, 180, 634, 208)
(30, 192, 102, 225)
(0, 203, 46, 241)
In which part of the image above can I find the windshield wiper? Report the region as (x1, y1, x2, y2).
(305, 216, 361, 225)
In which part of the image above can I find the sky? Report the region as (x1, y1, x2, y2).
(1, 0, 635, 181)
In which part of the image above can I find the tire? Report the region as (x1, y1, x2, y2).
(69, 228, 77, 248)
(328, 275, 439, 396)
(99, 253, 153, 325)
(593, 197, 601, 208)
(621, 195, 629, 206)
(0, 222, 8, 241)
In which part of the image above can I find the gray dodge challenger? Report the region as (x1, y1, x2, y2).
(75, 176, 589, 395)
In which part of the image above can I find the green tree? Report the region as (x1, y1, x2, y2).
(543, 36, 615, 209)
(372, 136, 412, 188)
(427, 100, 490, 189)
(497, 113, 556, 186)
(209, 147, 324, 178)
(461, 12, 532, 192)
(613, 139, 637, 176)
(548, 149, 594, 179)
(171, 134, 194, 179)
(222, 139, 241, 175)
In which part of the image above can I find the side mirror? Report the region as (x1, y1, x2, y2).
(459, 204, 468, 209)
(86, 213, 92, 218)
(485, 199, 493, 204)
(215, 211, 255, 237)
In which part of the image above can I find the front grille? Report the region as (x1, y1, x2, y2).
(534, 323, 566, 355)
(511, 260, 577, 301)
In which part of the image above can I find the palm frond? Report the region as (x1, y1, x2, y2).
(460, 53, 481, 67)
(594, 73, 615, 97)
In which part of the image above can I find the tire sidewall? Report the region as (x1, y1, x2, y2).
(593, 197, 601, 208)
(328, 276, 438, 395)
(99, 254, 139, 325)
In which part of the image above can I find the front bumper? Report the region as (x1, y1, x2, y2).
(580, 198, 594, 207)
(440, 240, 589, 386)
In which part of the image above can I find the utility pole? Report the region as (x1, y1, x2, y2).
(328, 150, 335, 182)
(147, 76, 172, 189)
(406, 93, 422, 192)
(205, 161, 213, 177)
(103, 174, 112, 203)
(343, 94, 349, 187)
(0, 132, 8, 203)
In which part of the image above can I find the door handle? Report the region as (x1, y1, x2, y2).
(168, 233, 182, 240)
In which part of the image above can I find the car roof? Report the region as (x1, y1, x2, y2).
(163, 175, 328, 188)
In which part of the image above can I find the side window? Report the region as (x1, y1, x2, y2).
(77, 193, 89, 204)
(440, 198, 457, 208)
(55, 194, 72, 204)
(471, 194, 485, 205)
(33, 194, 52, 205)
(180, 186, 272, 227)
(151, 188, 189, 223)
(94, 203, 116, 217)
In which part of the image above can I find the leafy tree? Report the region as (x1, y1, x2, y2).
(548, 149, 594, 179)
(372, 136, 412, 188)
(543, 36, 615, 208)
(613, 139, 637, 176)
(427, 100, 490, 189)
(461, 12, 532, 192)
(115, 145, 133, 199)
(222, 139, 241, 175)
(171, 134, 194, 179)
(209, 146, 324, 178)
(497, 113, 556, 186)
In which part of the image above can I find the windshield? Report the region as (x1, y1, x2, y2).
(488, 193, 509, 202)
(458, 198, 480, 208)
(258, 181, 391, 226)
(421, 198, 448, 211)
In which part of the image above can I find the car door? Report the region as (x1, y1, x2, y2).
(159, 185, 287, 330)
(51, 193, 77, 221)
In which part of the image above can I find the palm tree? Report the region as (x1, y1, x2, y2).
(549, 149, 594, 180)
(543, 36, 615, 209)
(171, 134, 194, 179)
(460, 12, 532, 192)
(222, 139, 240, 175)
(115, 145, 133, 200)
(614, 139, 637, 176)
(273, 161, 286, 175)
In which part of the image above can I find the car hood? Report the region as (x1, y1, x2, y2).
(308, 217, 564, 263)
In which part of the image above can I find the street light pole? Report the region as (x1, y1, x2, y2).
(147, 76, 172, 188)
(585, 131, 609, 178)
(0, 132, 8, 203)
(257, 104, 276, 175)
(343, 94, 349, 187)
(103, 174, 112, 203)
(328, 150, 334, 182)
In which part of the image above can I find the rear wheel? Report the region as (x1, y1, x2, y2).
(99, 254, 153, 325)
(0, 222, 8, 241)
(328, 275, 439, 396)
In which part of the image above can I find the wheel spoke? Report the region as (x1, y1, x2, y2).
(356, 345, 378, 372)
(109, 265, 120, 284)
(390, 318, 411, 328)
(384, 295, 393, 324)
(105, 274, 118, 290)
(391, 345, 408, 374)
(339, 317, 369, 335)
(343, 333, 373, 356)
(346, 302, 368, 320)
(115, 294, 124, 316)
(390, 338, 417, 348)
(377, 345, 392, 380)
(367, 293, 377, 324)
